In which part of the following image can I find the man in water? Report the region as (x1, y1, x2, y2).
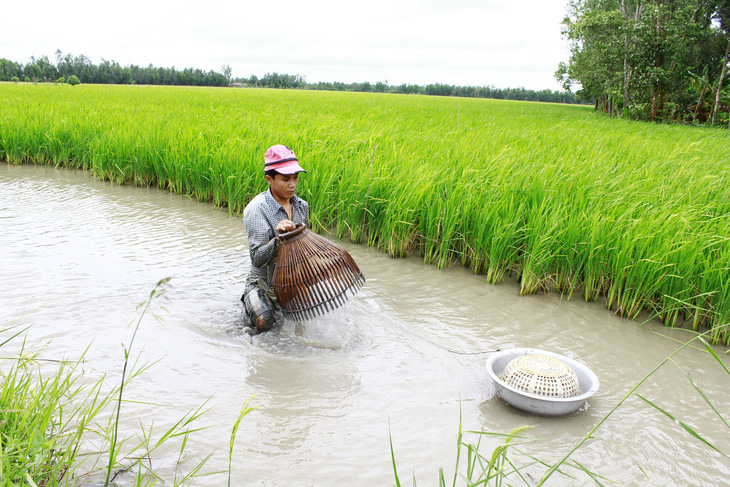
(241, 145, 309, 335)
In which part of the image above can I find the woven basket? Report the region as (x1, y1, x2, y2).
(500, 354, 581, 398)
(273, 223, 365, 320)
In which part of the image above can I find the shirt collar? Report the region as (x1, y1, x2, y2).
(265, 187, 301, 210)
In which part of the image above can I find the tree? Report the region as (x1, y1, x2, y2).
(0, 58, 23, 81)
(559, 0, 728, 123)
(711, 0, 730, 124)
(221, 64, 232, 84)
(67, 75, 81, 86)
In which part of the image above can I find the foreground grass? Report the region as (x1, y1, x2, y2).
(1, 83, 729, 343)
(0, 283, 221, 486)
(0, 331, 105, 486)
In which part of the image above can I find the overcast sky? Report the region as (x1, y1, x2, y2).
(3, 0, 572, 91)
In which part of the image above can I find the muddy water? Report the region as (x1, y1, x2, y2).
(2, 163, 729, 486)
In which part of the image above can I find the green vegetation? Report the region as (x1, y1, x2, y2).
(0, 331, 103, 485)
(0, 282, 221, 486)
(67, 75, 80, 86)
(0, 51, 229, 87)
(0, 51, 581, 104)
(1, 83, 729, 343)
(558, 0, 730, 125)
(237, 72, 582, 103)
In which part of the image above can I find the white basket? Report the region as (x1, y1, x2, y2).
(500, 354, 580, 398)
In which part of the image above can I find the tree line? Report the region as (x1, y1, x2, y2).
(236, 73, 583, 103)
(0, 50, 229, 87)
(1, 50, 583, 104)
(558, 0, 730, 126)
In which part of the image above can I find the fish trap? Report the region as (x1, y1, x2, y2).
(273, 223, 365, 321)
(500, 354, 581, 398)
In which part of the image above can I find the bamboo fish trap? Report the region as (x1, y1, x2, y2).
(273, 223, 366, 320)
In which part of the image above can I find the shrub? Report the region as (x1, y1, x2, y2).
(67, 75, 81, 86)
(11, 76, 19, 83)
(56, 77, 65, 84)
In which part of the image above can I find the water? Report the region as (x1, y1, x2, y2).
(2, 163, 729, 486)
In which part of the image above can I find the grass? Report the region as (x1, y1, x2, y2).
(0, 281, 239, 486)
(1, 83, 729, 343)
(0, 333, 105, 486)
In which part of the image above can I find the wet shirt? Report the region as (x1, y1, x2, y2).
(243, 188, 309, 290)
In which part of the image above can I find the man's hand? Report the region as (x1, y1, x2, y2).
(276, 219, 296, 234)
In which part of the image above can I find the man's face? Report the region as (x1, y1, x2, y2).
(266, 173, 299, 202)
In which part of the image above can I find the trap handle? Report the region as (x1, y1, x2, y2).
(277, 222, 307, 242)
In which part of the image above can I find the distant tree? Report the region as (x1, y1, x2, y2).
(2, 51, 580, 104)
(56, 77, 65, 84)
(221, 64, 232, 83)
(67, 75, 80, 86)
(23, 61, 42, 82)
(0, 58, 22, 81)
(11, 76, 19, 83)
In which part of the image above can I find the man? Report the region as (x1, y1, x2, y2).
(242, 145, 309, 334)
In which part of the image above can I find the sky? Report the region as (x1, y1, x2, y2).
(3, 0, 572, 91)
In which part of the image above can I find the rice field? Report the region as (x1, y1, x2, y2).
(1, 83, 729, 344)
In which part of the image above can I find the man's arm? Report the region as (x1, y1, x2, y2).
(244, 208, 279, 269)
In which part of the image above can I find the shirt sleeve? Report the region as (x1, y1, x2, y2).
(302, 200, 310, 227)
(244, 206, 279, 269)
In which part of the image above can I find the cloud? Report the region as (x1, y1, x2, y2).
(1, 0, 570, 90)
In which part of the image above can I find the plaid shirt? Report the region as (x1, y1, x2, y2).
(243, 188, 309, 289)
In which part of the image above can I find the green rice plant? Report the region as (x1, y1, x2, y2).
(519, 194, 568, 295)
(2, 83, 729, 343)
(228, 397, 257, 487)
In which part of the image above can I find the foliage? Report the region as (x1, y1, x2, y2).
(558, 0, 730, 124)
(237, 73, 583, 104)
(1, 50, 582, 104)
(0, 282, 222, 486)
(67, 75, 80, 86)
(1, 84, 729, 343)
(0, 51, 229, 87)
(228, 397, 258, 487)
(0, 326, 104, 486)
(56, 77, 65, 84)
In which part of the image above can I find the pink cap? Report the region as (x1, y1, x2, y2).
(264, 145, 306, 174)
